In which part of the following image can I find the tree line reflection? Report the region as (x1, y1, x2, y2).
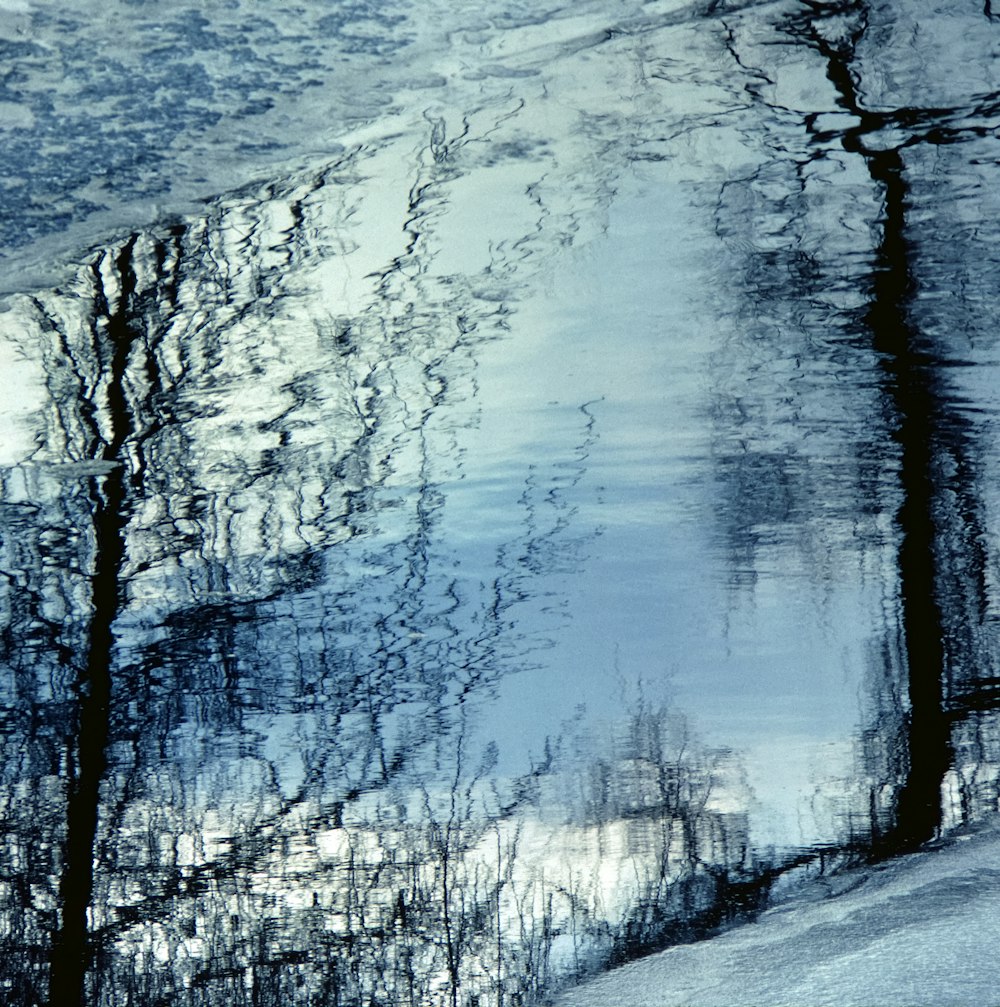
(0, 145, 760, 1005)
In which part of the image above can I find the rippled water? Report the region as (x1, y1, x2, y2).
(2, 1, 1000, 1004)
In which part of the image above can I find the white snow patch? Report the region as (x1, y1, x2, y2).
(0, 307, 45, 464)
(556, 823, 1000, 1007)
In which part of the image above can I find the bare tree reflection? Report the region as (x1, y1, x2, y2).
(711, 0, 1000, 853)
(0, 125, 768, 1003)
(8, 5, 1000, 1003)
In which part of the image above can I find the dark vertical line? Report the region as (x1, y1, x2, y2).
(50, 236, 139, 1005)
(790, 1, 952, 853)
(863, 149, 951, 854)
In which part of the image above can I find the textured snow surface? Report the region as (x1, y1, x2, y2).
(557, 824, 1000, 1007)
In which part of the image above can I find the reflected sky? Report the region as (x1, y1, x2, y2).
(457, 169, 878, 847)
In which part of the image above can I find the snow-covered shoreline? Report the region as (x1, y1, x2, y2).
(557, 822, 1000, 1006)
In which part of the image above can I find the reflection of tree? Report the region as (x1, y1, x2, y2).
(0, 101, 772, 1001)
(713, 0, 1000, 853)
(50, 238, 148, 1003)
(558, 698, 758, 966)
(1, 140, 566, 1003)
(796, 1, 952, 854)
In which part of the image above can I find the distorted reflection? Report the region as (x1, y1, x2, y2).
(3, 1, 1000, 1005)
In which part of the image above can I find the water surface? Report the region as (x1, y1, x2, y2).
(2, 1, 1000, 1004)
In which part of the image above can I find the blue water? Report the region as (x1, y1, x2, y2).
(3, 1, 1000, 1004)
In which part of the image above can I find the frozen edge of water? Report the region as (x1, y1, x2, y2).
(556, 819, 1000, 1007)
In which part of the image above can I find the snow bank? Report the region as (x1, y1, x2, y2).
(556, 823, 1000, 1007)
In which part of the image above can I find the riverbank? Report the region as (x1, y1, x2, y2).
(556, 821, 1000, 1007)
